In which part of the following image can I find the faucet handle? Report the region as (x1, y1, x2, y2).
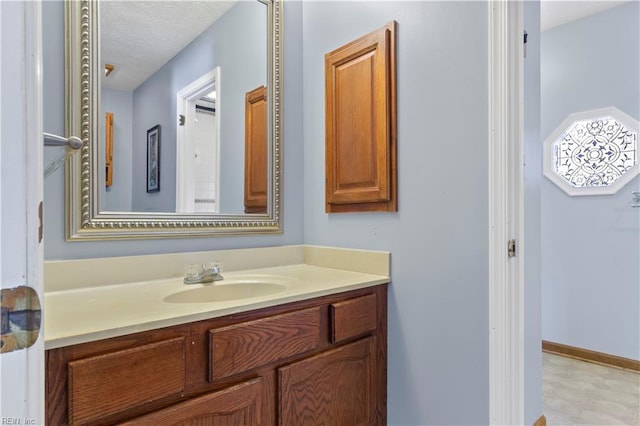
(205, 261, 223, 274)
(184, 263, 203, 280)
(183, 262, 224, 284)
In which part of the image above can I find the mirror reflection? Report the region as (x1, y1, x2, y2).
(98, 0, 267, 214)
(65, 0, 281, 240)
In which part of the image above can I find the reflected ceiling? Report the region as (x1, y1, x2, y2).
(100, 0, 237, 91)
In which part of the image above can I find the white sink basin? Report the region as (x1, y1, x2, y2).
(164, 275, 290, 303)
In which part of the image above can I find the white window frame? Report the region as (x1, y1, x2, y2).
(543, 106, 639, 196)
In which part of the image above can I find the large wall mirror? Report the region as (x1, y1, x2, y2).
(65, 0, 282, 240)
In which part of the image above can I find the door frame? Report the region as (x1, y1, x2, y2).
(488, 0, 525, 424)
(176, 67, 221, 213)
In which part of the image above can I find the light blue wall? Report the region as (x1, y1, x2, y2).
(131, 1, 266, 212)
(101, 88, 133, 211)
(43, 0, 304, 259)
(524, 2, 542, 424)
(42, 0, 68, 204)
(42, 1, 547, 423)
(541, 1, 640, 360)
(302, 2, 490, 423)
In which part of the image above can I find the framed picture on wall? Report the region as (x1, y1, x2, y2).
(146, 124, 161, 193)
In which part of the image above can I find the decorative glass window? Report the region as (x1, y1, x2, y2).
(543, 107, 639, 196)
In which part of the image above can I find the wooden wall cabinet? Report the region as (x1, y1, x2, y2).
(325, 22, 397, 213)
(46, 285, 387, 425)
(244, 85, 268, 214)
(105, 112, 113, 187)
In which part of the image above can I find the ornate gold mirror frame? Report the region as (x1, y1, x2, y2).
(65, 0, 282, 240)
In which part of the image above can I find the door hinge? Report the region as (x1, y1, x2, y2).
(1, 286, 42, 354)
(508, 239, 516, 258)
(523, 30, 528, 58)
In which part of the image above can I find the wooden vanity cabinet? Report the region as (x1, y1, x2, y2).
(46, 284, 387, 425)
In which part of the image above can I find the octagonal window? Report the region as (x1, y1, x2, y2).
(543, 107, 640, 196)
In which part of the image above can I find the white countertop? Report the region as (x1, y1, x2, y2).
(45, 263, 389, 349)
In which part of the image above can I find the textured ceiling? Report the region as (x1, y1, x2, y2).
(540, 0, 631, 31)
(100, 0, 237, 91)
(100, 0, 630, 91)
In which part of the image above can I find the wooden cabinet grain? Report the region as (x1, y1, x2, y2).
(68, 338, 186, 425)
(279, 337, 376, 426)
(119, 378, 264, 426)
(46, 285, 387, 425)
(244, 85, 268, 214)
(325, 22, 397, 213)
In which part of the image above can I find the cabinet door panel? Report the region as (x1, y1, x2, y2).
(325, 22, 397, 213)
(119, 378, 263, 426)
(244, 85, 267, 213)
(278, 337, 376, 426)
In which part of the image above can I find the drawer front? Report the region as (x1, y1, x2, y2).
(209, 306, 321, 381)
(68, 337, 186, 425)
(119, 378, 263, 426)
(330, 293, 377, 344)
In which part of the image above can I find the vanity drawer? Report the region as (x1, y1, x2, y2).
(68, 337, 186, 425)
(209, 306, 321, 381)
(119, 377, 263, 426)
(330, 293, 377, 344)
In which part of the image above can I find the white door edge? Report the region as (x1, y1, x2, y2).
(488, 1, 525, 424)
(0, 0, 45, 423)
(25, 0, 45, 418)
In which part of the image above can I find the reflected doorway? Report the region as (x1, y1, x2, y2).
(176, 68, 221, 213)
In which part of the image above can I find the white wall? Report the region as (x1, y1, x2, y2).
(193, 109, 218, 213)
(302, 2, 491, 423)
(541, 1, 640, 360)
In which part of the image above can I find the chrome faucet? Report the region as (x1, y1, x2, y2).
(184, 263, 223, 285)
